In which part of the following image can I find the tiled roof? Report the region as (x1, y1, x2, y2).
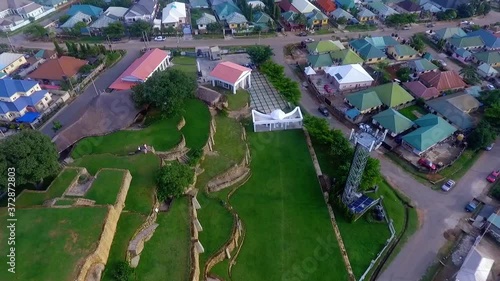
(104, 6, 129, 18)
(372, 108, 414, 134)
(448, 36, 484, 48)
(0, 78, 38, 98)
(368, 1, 399, 16)
(365, 36, 399, 49)
(190, 0, 209, 7)
(402, 114, 457, 152)
(213, 2, 241, 20)
(34, 49, 56, 59)
(308, 53, 333, 68)
(109, 48, 169, 91)
(67, 4, 103, 17)
(325, 64, 374, 84)
(330, 49, 363, 65)
(28, 56, 87, 81)
(455, 48, 472, 58)
(253, 11, 272, 23)
(408, 59, 438, 73)
(282, 11, 297, 21)
(373, 82, 414, 107)
(357, 7, 375, 17)
(316, 0, 336, 13)
(90, 14, 118, 29)
(126, 0, 157, 17)
(306, 9, 328, 25)
(403, 81, 440, 100)
(209, 61, 251, 84)
(478, 63, 498, 76)
(335, 0, 354, 9)
(473, 51, 500, 65)
(0, 52, 24, 70)
(291, 0, 316, 13)
(346, 90, 382, 111)
(419, 71, 466, 92)
(162, 2, 186, 24)
(279, 0, 299, 13)
(0, 90, 48, 114)
(226, 12, 247, 24)
(60, 11, 91, 29)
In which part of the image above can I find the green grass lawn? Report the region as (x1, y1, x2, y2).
(101, 212, 146, 281)
(70, 154, 160, 214)
(172, 56, 197, 77)
(133, 197, 191, 281)
(16, 168, 79, 208)
(345, 24, 377, 32)
(71, 115, 182, 158)
(398, 105, 427, 121)
(85, 169, 126, 205)
(0, 207, 108, 281)
(229, 130, 348, 281)
(54, 199, 75, 206)
(226, 89, 249, 111)
(181, 99, 211, 150)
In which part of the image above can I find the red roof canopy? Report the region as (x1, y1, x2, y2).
(317, 0, 336, 13)
(209, 61, 251, 85)
(419, 71, 467, 92)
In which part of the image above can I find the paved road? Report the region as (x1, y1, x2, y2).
(40, 49, 141, 138)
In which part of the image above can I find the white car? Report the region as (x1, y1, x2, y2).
(304, 38, 315, 43)
(441, 179, 456, 192)
(487, 84, 495, 90)
(438, 59, 447, 67)
(460, 20, 469, 25)
(486, 143, 495, 151)
(154, 36, 166, 41)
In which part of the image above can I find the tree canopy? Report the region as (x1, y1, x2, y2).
(467, 120, 496, 150)
(156, 162, 194, 200)
(24, 24, 47, 39)
(129, 20, 152, 37)
(396, 67, 411, 82)
(460, 65, 480, 85)
(385, 14, 417, 27)
(104, 22, 125, 39)
(259, 60, 301, 104)
(132, 68, 197, 116)
(246, 45, 274, 65)
(0, 130, 59, 190)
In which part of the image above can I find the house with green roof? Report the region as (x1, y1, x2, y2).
(346, 90, 383, 113)
(402, 114, 457, 155)
(335, 0, 354, 9)
(306, 40, 344, 54)
(387, 44, 419, 61)
(330, 49, 364, 65)
(372, 108, 414, 136)
(447, 36, 484, 51)
(348, 39, 387, 63)
(346, 82, 414, 113)
(407, 59, 438, 74)
(213, 2, 241, 21)
(473, 51, 500, 67)
(453, 48, 473, 63)
(433, 27, 467, 41)
(307, 53, 333, 69)
(306, 9, 329, 28)
(252, 11, 273, 31)
(364, 36, 399, 50)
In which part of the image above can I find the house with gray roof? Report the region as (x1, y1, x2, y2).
(226, 12, 247, 29)
(331, 8, 353, 20)
(473, 51, 500, 67)
(32, 0, 67, 7)
(60, 11, 92, 29)
(433, 27, 466, 41)
(367, 1, 399, 19)
(407, 59, 438, 74)
(196, 12, 216, 31)
(124, 0, 158, 24)
(477, 63, 499, 78)
(0, 0, 47, 31)
(425, 92, 480, 131)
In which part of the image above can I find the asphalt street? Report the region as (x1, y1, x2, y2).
(2, 10, 500, 280)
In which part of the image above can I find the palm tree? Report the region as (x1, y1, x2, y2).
(460, 65, 480, 85)
(436, 39, 446, 51)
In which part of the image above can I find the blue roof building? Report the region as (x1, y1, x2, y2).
(67, 4, 103, 18)
(466, 29, 500, 50)
(0, 79, 52, 122)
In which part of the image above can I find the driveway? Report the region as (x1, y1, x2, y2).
(40, 50, 141, 138)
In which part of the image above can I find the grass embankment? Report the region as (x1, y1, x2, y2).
(85, 169, 126, 205)
(182, 99, 211, 150)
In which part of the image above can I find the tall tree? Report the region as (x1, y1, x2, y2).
(207, 22, 222, 33)
(294, 13, 307, 26)
(129, 20, 152, 37)
(0, 130, 59, 189)
(104, 22, 125, 39)
(410, 34, 425, 53)
(396, 67, 411, 82)
(156, 162, 194, 200)
(24, 24, 47, 39)
(485, 102, 500, 129)
(459, 65, 480, 85)
(467, 120, 497, 150)
(247, 45, 274, 65)
(53, 40, 64, 56)
(132, 69, 197, 116)
(69, 21, 87, 37)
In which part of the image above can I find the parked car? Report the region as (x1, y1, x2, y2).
(318, 106, 329, 117)
(154, 36, 166, 41)
(437, 59, 447, 67)
(441, 179, 456, 192)
(460, 20, 469, 25)
(487, 84, 495, 90)
(465, 198, 481, 212)
(296, 31, 307, 37)
(304, 38, 315, 43)
(487, 170, 500, 183)
(418, 158, 436, 170)
(486, 143, 494, 151)
(323, 84, 333, 93)
(403, 25, 411, 30)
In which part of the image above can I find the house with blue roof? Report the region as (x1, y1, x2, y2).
(466, 29, 500, 50)
(336, 0, 354, 9)
(67, 4, 103, 18)
(0, 79, 52, 122)
(213, 2, 241, 21)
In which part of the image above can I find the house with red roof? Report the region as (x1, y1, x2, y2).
(209, 61, 252, 94)
(27, 56, 88, 88)
(419, 70, 467, 92)
(403, 81, 441, 100)
(316, 0, 336, 15)
(109, 48, 170, 91)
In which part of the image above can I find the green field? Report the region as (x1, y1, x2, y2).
(71, 154, 160, 214)
(134, 197, 191, 281)
(0, 207, 108, 281)
(226, 89, 250, 111)
(229, 130, 348, 280)
(398, 105, 427, 121)
(85, 169, 126, 205)
(16, 168, 79, 208)
(182, 99, 211, 150)
(54, 199, 75, 206)
(71, 115, 182, 158)
(171, 56, 197, 77)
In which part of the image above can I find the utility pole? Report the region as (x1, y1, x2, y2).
(106, 35, 113, 51)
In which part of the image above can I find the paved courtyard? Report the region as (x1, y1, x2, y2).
(249, 72, 289, 114)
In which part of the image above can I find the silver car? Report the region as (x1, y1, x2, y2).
(441, 179, 456, 192)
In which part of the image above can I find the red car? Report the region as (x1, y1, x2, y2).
(324, 84, 333, 94)
(418, 158, 436, 170)
(487, 170, 500, 183)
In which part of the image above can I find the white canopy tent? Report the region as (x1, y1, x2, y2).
(304, 66, 317, 76)
(252, 107, 304, 132)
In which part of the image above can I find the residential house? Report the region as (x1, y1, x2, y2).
(209, 61, 252, 93)
(402, 113, 457, 155)
(213, 2, 241, 21)
(473, 51, 500, 67)
(196, 13, 216, 31)
(330, 49, 363, 65)
(0, 52, 26, 75)
(67, 4, 103, 18)
(246, 0, 265, 8)
(477, 63, 498, 78)
(403, 81, 440, 100)
(197, 86, 222, 106)
(289, 0, 317, 14)
(456, 248, 494, 281)
(453, 48, 473, 63)
(364, 36, 399, 51)
(335, 0, 354, 9)
(27, 56, 88, 87)
(407, 59, 438, 75)
(423, 52, 434, 61)
(432, 0, 468, 9)
(357, 8, 375, 22)
(425, 92, 480, 130)
(226, 12, 247, 30)
(433, 27, 466, 41)
(466, 29, 500, 50)
(464, 85, 482, 98)
(109, 48, 170, 91)
(348, 39, 387, 63)
(162, 2, 186, 28)
(89, 7, 128, 32)
(0, 0, 46, 32)
(421, 1, 442, 13)
(0, 79, 52, 122)
(447, 36, 484, 51)
(60, 11, 92, 29)
(330, 8, 352, 20)
(34, 49, 57, 60)
(372, 108, 414, 137)
(325, 64, 374, 91)
(367, 2, 399, 19)
(103, 6, 129, 19)
(32, 0, 67, 7)
(190, 0, 210, 8)
(307, 40, 344, 54)
(210, 0, 234, 6)
(306, 9, 328, 29)
(253, 11, 273, 31)
(281, 11, 302, 31)
(387, 44, 419, 61)
(395, 0, 421, 14)
(346, 82, 414, 113)
(279, 0, 299, 13)
(315, 0, 336, 16)
(124, 0, 158, 23)
(308, 53, 333, 70)
(419, 70, 466, 92)
(487, 213, 500, 242)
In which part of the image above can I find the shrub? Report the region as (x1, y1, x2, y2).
(111, 261, 133, 281)
(259, 60, 301, 104)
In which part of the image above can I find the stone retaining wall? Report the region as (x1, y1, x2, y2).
(189, 195, 201, 281)
(202, 116, 217, 155)
(76, 169, 132, 281)
(177, 116, 186, 130)
(156, 135, 189, 161)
